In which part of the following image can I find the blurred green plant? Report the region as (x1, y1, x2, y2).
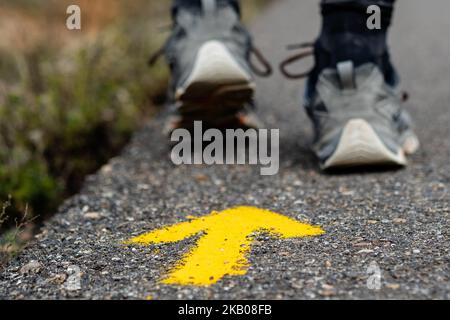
(0, 2, 170, 227)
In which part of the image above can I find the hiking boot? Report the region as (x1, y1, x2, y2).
(307, 61, 419, 169)
(151, 0, 271, 133)
(279, 1, 419, 169)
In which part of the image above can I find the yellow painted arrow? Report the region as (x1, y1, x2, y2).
(126, 206, 324, 286)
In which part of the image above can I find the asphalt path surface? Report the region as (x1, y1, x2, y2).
(1, 0, 449, 299)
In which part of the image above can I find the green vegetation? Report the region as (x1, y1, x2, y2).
(0, 0, 171, 229)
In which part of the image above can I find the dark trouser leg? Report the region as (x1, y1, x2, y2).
(310, 0, 397, 91)
(320, 0, 395, 34)
(172, 0, 240, 16)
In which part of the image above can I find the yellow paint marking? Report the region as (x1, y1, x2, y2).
(126, 206, 324, 286)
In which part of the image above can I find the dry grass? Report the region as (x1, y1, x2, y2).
(0, 197, 36, 269)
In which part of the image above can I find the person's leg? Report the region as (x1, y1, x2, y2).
(309, 0, 396, 96)
(290, 0, 419, 169)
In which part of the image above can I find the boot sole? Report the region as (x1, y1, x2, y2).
(323, 119, 410, 169)
(175, 40, 255, 124)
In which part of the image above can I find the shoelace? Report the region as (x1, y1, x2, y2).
(249, 45, 273, 77)
(148, 45, 166, 67)
(279, 42, 315, 79)
(148, 42, 272, 77)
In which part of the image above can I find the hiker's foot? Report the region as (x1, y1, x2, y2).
(280, 1, 419, 169)
(154, 0, 271, 133)
(307, 61, 419, 169)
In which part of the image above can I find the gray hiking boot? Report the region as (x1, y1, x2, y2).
(306, 61, 420, 169)
(151, 0, 271, 133)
